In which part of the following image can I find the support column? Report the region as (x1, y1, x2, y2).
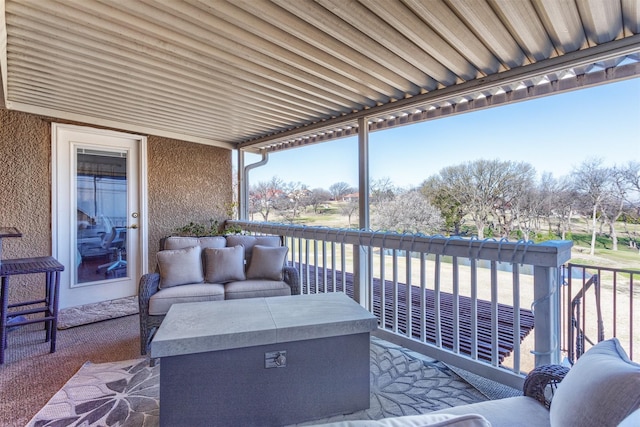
(354, 117, 371, 309)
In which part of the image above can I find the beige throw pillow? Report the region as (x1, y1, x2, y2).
(246, 245, 288, 281)
(204, 245, 246, 283)
(549, 337, 640, 427)
(157, 246, 204, 288)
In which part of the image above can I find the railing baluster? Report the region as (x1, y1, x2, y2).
(331, 242, 336, 292)
(322, 240, 327, 292)
(434, 254, 442, 348)
(491, 260, 499, 367)
(380, 246, 386, 331)
(452, 255, 459, 353)
(420, 252, 426, 342)
(392, 249, 398, 333)
(406, 249, 412, 339)
(512, 263, 521, 374)
(470, 258, 478, 360)
(341, 243, 346, 294)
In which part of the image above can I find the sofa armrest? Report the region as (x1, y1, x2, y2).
(523, 364, 570, 409)
(283, 266, 300, 295)
(138, 273, 161, 313)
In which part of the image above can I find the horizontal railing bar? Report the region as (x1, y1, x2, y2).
(228, 220, 572, 267)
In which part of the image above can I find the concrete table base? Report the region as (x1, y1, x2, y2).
(160, 332, 370, 426)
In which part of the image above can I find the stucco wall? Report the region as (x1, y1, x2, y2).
(0, 109, 52, 303)
(1, 108, 233, 302)
(147, 136, 233, 270)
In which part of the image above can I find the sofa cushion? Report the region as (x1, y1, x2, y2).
(163, 236, 201, 250)
(224, 279, 291, 300)
(549, 337, 640, 427)
(198, 236, 227, 249)
(164, 236, 226, 250)
(429, 396, 550, 427)
(149, 283, 225, 315)
(225, 235, 281, 263)
(157, 246, 204, 288)
(204, 245, 246, 283)
(246, 245, 288, 281)
(309, 413, 491, 427)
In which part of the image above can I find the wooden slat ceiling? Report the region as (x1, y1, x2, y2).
(1, 0, 639, 153)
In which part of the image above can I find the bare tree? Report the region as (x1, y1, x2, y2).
(599, 166, 632, 251)
(370, 177, 396, 207)
(276, 182, 309, 223)
(329, 182, 355, 201)
(249, 176, 285, 222)
(340, 200, 359, 228)
(372, 190, 443, 234)
(571, 158, 612, 255)
(306, 188, 332, 214)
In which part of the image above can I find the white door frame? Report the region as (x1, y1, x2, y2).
(51, 123, 148, 309)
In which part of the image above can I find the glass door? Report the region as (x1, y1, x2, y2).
(75, 148, 129, 285)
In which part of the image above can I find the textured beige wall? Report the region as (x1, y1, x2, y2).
(0, 109, 53, 302)
(142, 137, 232, 271)
(1, 109, 233, 301)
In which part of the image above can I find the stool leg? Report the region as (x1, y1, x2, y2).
(49, 271, 61, 353)
(0, 277, 9, 364)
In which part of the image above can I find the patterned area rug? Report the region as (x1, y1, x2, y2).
(27, 337, 487, 426)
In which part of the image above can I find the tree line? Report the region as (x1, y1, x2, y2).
(248, 158, 640, 255)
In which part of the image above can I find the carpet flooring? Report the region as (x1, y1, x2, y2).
(26, 337, 488, 427)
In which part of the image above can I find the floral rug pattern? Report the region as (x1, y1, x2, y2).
(28, 338, 487, 426)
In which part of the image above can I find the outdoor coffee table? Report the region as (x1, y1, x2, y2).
(151, 292, 378, 427)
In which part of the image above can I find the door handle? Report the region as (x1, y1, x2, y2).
(128, 224, 138, 229)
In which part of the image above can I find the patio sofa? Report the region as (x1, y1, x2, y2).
(311, 337, 640, 427)
(138, 234, 299, 354)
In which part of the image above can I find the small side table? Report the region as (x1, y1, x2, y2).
(0, 256, 64, 364)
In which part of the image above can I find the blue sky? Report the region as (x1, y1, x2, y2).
(243, 78, 640, 190)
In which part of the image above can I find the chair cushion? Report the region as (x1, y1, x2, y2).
(204, 245, 246, 283)
(157, 246, 204, 288)
(429, 396, 550, 427)
(309, 413, 491, 427)
(224, 279, 291, 299)
(549, 338, 640, 427)
(246, 245, 288, 280)
(149, 283, 225, 315)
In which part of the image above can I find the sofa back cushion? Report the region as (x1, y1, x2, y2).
(204, 245, 246, 283)
(225, 235, 281, 264)
(246, 245, 288, 281)
(549, 337, 640, 427)
(164, 236, 226, 250)
(157, 246, 204, 288)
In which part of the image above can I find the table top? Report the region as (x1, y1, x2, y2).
(151, 293, 378, 358)
(0, 256, 65, 276)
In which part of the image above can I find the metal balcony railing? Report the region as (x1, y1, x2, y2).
(229, 220, 572, 389)
(562, 263, 638, 364)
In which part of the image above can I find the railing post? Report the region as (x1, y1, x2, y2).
(531, 240, 572, 367)
(532, 265, 562, 366)
(353, 245, 371, 310)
